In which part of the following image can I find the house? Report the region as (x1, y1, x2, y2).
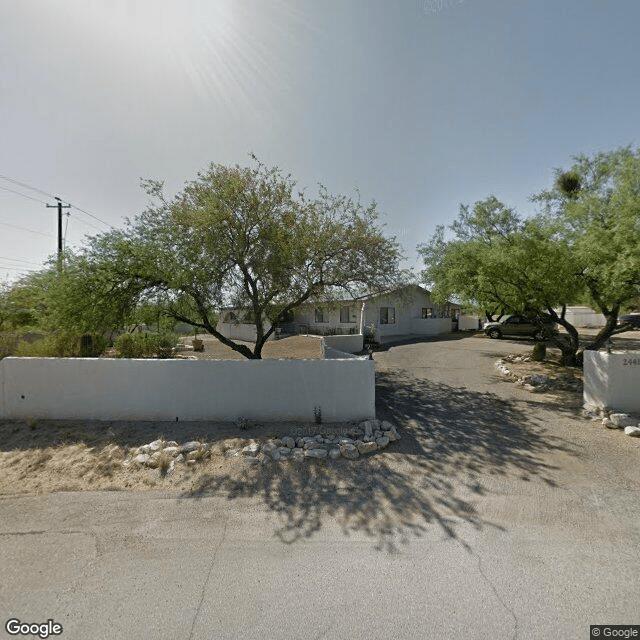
(216, 285, 460, 343)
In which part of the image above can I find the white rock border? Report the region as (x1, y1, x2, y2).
(122, 420, 401, 470)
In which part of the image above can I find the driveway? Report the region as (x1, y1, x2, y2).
(1, 334, 638, 639)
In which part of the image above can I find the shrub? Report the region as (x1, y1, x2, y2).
(13, 332, 82, 357)
(114, 332, 179, 358)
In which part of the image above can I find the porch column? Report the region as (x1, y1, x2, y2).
(359, 302, 366, 334)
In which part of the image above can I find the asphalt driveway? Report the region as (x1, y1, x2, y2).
(1, 334, 638, 639)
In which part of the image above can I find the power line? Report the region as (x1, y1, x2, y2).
(0, 255, 42, 266)
(0, 184, 48, 205)
(0, 174, 113, 228)
(0, 174, 55, 199)
(67, 202, 112, 228)
(0, 220, 54, 238)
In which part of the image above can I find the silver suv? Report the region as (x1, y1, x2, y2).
(484, 315, 558, 341)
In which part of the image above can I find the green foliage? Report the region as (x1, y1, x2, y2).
(52, 157, 403, 359)
(113, 332, 179, 358)
(13, 332, 85, 357)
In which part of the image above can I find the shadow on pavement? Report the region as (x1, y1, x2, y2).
(179, 370, 576, 552)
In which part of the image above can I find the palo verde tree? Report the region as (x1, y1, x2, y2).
(532, 145, 640, 350)
(59, 158, 403, 358)
(419, 196, 586, 365)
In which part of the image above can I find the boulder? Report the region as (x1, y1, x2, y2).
(357, 441, 378, 455)
(148, 439, 164, 452)
(610, 413, 637, 428)
(242, 443, 261, 456)
(305, 448, 328, 459)
(163, 446, 180, 456)
(602, 418, 618, 429)
(624, 426, 640, 437)
(340, 443, 359, 460)
(179, 441, 201, 454)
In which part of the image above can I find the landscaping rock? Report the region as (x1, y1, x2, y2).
(133, 453, 151, 465)
(179, 441, 201, 454)
(305, 448, 328, 459)
(281, 437, 296, 449)
(276, 447, 292, 458)
(602, 418, 618, 429)
(244, 456, 261, 466)
(291, 448, 305, 461)
(610, 413, 637, 428)
(163, 446, 180, 456)
(357, 441, 378, 455)
(376, 435, 390, 447)
(328, 448, 341, 460)
(242, 443, 261, 456)
(175, 454, 185, 463)
(148, 439, 164, 452)
(340, 443, 359, 459)
(624, 426, 640, 437)
(165, 440, 179, 448)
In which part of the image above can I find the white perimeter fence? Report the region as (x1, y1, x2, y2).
(584, 350, 640, 414)
(0, 356, 375, 422)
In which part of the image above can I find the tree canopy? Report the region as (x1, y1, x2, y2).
(419, 145, 640, 366)
(55, 158, 403, 358)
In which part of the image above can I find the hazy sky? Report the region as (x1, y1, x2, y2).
(1, 0, 639, 283)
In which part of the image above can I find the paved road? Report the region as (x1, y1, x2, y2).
(1, 335, 639, 639)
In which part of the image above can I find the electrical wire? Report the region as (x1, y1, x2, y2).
(0, 255, 41, 266)
(0, 220, 54, 238)
(67, 202, 112, 228)
(0, 174, 113, 228)
(0, 174, 55, 199)
(0, 184, 48, 205)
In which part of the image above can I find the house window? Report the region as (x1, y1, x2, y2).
(315, 308, 327, 323)
(422, 308, 434, 319)
(340, 306, 353, 323)
(379, 307, 395, 324)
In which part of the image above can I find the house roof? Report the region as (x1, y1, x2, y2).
(219, 284, 460, 312)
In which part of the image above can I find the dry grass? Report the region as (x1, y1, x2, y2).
(0, 418, 356, 495)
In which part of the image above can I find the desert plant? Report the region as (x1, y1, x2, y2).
(531, 341, 547, 362)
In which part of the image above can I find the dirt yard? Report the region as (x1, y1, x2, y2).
(180, 333, 324, 360)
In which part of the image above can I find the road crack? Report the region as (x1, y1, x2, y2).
(188, 514, 229, 640)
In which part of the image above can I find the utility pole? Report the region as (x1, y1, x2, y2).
(46, 197, 70, 270)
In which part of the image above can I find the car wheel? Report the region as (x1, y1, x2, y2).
(533, 330, 545, 341)
(488, 328, 501, 339)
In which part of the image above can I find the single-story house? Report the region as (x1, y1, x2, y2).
(216, 284, 461, 343)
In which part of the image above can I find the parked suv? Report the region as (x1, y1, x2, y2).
(484, 315, 558, 340)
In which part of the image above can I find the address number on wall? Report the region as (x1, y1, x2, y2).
(622, 358, 640, 366)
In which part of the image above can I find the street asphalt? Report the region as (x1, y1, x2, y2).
(1, 333, 639, 639)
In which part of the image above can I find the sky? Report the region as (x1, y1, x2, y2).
(1, 0, 639, 284)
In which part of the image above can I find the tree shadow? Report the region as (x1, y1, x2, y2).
(179, 370, 576, 552)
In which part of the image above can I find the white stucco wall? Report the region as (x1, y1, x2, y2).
(555, 307, 606, 328)
(216, 322, 275, 342)
(323, 334, 364, 354)
(0, 357, 375, 422)
(584, 350, 640, 413)
(458, 315, 481, 331)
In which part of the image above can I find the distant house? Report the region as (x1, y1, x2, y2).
(216, 284, 460, 343)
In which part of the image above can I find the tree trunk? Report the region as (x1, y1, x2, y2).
(585, 304, 620, 352)
(545, 308, 581, 367)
